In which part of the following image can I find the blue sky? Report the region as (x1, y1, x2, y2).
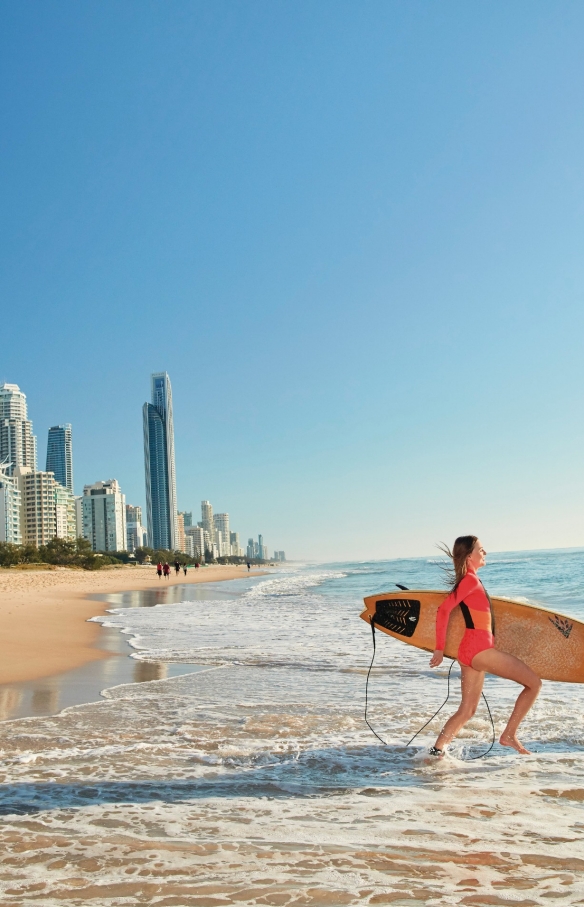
(2, 1, 584, 559)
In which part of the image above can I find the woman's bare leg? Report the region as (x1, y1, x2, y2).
(432, 665, 484, 751)
(471, 649, 541, 754)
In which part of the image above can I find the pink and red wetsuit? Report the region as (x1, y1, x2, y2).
(435, 568, 495, 668)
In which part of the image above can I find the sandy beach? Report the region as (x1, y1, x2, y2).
(0, 564, 266, 686)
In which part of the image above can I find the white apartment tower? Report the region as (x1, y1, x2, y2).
(0, 384, 37, 475)
(0, 462, 21, 544)
(185, 525, 207, 560)
(213, 513, 230, 557)
(126, 504, 147, 552)
(14, 466, 57, 546)
(201, 500, 213, 539)
(82, 479, 127, 552)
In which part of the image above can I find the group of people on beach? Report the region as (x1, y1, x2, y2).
(156, 560, 199, 579)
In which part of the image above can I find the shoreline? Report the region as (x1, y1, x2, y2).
(0, 564, 268, 687)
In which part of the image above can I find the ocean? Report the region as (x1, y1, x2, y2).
(0, 550, 583, 905)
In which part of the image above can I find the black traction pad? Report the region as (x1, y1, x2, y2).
(373, 598, 421, 638)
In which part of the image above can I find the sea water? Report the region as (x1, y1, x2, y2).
(0, 551, 583, 905)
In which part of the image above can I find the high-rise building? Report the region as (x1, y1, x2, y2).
(179, 511, 192, 527)
(213, 513, 230, 557)
(46, 424, 74, 493)
(273, 551, 286, 562)
(230, 531, 242, 557)
(0, 384, 37, 476)
(176, 511, 186, 553)
(0, 462, 21, 544)
(143, 372, 178, 551)
(185, 525, 206, 560)
(258, 534, 267, 560)
(201, 500, 213, 539)
(54, 482, 77, 540)
(14, 466, 57, 546)
(126, 504, 147, 552)
(82, 479, 126, 552)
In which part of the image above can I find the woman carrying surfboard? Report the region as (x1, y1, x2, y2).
(429, 536, 541, 756)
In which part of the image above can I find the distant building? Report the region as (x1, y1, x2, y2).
(82, 479, 126, 552)
(185, 526, 206, 560)
(75, 496, 84, 538)
(0, 383, 37, 475)
(273, 551, 286, 562)
(258, 534, 267, 560)
(213, 513, 230, 557)
(176, 511, 186, 553)
(230, 531, 242, 557)
(14, 466, 57, 546)
(126, 504, 147, 552)
(46, 424, 74, 493)
(143, 372, 178, 551)
(0, 462, 21, 544)
(55, 482, 77, 540)
(179, 511, 192, 528)
(201, 501, 213, 539)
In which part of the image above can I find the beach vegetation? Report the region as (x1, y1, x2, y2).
(0, 538, 121, 569)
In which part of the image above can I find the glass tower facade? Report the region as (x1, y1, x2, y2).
(46, 424, 74, 492)
(143, 372, 177, 551)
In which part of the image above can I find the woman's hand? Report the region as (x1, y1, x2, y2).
(429, 649, 444, 668)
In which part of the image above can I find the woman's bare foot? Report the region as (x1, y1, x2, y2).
(499, 733, 531, 754)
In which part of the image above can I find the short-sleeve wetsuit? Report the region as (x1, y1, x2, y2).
(435, 568, 495, 668)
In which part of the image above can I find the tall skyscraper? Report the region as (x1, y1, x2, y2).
(201, 500, 213, 538)
(82, 479, 127, 552)
(143, 372, 178, 551)
(0, 383, 37, 475)
(46, 424, 74, 493)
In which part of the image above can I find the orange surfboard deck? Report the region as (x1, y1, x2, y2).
(360, 590, 584, 684)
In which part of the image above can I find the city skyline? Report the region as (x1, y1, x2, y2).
(0, 374, 279, 560)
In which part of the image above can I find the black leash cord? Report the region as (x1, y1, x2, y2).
(365, 618, 496, 759)
(406, 658, 455, 746)
(364, 617, 389, 745)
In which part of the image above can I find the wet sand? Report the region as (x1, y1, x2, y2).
(0, 565, 266, 686)
(0, 577, 266, 722)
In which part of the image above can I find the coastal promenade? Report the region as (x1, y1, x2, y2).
(0, 564, 263, 685)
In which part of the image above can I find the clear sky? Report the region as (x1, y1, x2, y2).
(2, 1, 584, 560)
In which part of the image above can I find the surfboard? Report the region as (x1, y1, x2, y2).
(360, 590, 584, 683)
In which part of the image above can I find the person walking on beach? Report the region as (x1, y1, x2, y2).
(163, 562, 170, 579)
(247, 562, 251, 572)
(156, 562, 163, 580)
(174, 560, 180, 575)
(183, 564, 187, 576)
(430, 536, 541, 756)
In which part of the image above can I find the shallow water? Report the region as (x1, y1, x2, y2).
(0, 552, 583, 905)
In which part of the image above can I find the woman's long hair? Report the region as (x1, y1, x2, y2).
(438, 535, 478, 591)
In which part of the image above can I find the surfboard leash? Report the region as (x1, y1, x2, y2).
(364, 616, 389, 745)
(365, 616, 496, 759)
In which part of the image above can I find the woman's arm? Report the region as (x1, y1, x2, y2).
(430, 586, 462, 667)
